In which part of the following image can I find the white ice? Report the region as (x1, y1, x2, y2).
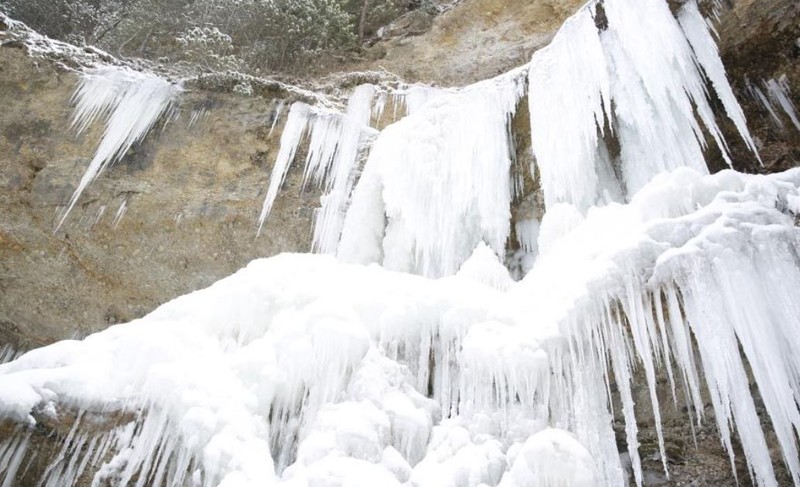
(257, 86, 379, 252)
(58, 67, 180, 230)
(3, 168, 800, 487)
(337, 68, 526, 277)
(748, 74, 800, 132)
(528, 0, 756, 211)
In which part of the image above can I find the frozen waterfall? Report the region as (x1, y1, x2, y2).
(3, 0, 800, 487)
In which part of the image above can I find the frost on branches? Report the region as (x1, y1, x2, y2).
(2, 1, 800, 487)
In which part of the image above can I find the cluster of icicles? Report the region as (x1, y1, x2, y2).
(2, 0, 800, 486)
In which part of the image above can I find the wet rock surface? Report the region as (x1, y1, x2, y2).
(612, 368, 795, 486)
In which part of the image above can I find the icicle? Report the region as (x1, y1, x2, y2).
(257, 102, 311, 235)
(528, 0, 757, 211)
(338, 69, 526, 277)
(527, 5, 611, 211)
(677, 0, 758, 155)
(112, 197, 128, 229)
(258, 87, 378, 248)
(515, 219, 540, 254)
(748, 75, 800, 132)
(764, 76, 800, 131)
(58, 68, 180, 230)
(306, 85, 378, 253)
(0, 431, 31, 487)
(269, 100, 286, 136)
(0, 345, 21, 365)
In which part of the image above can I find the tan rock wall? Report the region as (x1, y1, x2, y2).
(0, 46, 317, 347)
(359, 0, 586, 85)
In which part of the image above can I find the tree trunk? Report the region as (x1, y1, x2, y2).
(359, 0, 371, 44)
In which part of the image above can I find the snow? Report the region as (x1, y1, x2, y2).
(3, 168, 800, 487)
(3, 1, 800, 487)
(0, 13, 125, 70)
(498, 428, 598, 487)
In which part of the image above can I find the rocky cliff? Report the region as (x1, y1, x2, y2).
(3, 0, 794, 350)
(0, 0, 584, 349)
(0, 44, 319, 347)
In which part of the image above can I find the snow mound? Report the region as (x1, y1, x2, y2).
(499, 428, 598, 487)
(2, 168, 800, 487)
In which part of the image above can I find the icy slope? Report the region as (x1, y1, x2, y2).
(2, 169, 800, 487)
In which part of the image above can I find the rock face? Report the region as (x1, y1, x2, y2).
(0, 45, 318, 347)
(360, 0, 586, 85)
(703, 0, 800, 173)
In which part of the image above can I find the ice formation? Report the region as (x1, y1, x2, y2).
(337, 68, 525, 277)
(3, 169, 800, 487)
(260, 0, 758, 278)
(255, 73, 510, 274)
(747, 74, 800, 132)
(498, 428, 598, 487)
(528, 0, 755, 211)
(257, 85, 380, 253)
(3, 1, 800, 487)
(57, 67, 181, 230)
(257, 82, 448, 253)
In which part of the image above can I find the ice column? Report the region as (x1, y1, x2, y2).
(258, 86, 378, 251)
(528, 0, 757, 211)
(338, 69, 526, 277)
